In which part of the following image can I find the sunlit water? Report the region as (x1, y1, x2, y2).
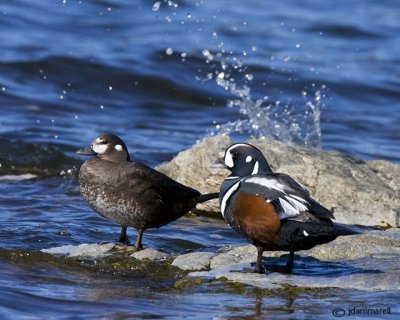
(1, 0, 399, 318)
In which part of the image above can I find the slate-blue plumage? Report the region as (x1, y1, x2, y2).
(216, 143, 359, 273)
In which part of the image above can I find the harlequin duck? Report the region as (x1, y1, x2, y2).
(214, 143, 359, 274)
(77, 133, 218, 251)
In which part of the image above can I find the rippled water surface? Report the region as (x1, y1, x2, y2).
(1, 0, 399, 318)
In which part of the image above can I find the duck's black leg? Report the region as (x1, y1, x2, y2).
(110, 227, 144, 255)
(280, 250, 294, 273)
(134, 228, 145, 251)
(255, 246, 266, 274)
(118, 226, 130, 244)
(286, 250, 294, 269)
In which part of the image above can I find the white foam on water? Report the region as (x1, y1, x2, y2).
(0, 174, 37, 181)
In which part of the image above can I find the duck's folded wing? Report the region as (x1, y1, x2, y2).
(241, 174, 334, 221)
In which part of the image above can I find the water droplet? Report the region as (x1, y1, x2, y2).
(202, 49, 213, 61)
(187, 13, 191, 18)
(295, 44, 300, 48)
(217, 72, 225, 79)
(152, 1, 161, 11)
(100, 105, 104, 109)
(166, 47, 174, 55)
(109, 86, 113, 90)
(168, 1, 178, 8)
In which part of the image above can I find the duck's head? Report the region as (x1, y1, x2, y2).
(77, 133, 130, 162)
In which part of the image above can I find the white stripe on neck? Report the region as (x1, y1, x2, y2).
(221, 181, 241, 219)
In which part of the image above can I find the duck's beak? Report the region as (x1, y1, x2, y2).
(76, 145, 96, 155)
(209, 158, 228, 169)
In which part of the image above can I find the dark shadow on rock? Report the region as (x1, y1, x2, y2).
(261, 254, 383, 277)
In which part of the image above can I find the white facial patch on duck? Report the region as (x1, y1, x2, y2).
(92, 143, 108, 154)
(224, 144, 249, 168)
(251, 161, 259, 175)
(115, 144, 123, 151)
(303, 230, 309, 237)
(245, 156, 252, 163)
(224, 150, 234, 168)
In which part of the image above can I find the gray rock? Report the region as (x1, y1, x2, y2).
(130, 248, 169, 261)
(157, 135, 231, 213)
(171, 251, 216, 271)
(41, 243, 115, 258)
(41, 229, 399, 291)
(188, 229, 400, 291)
(158, 135, 400, 227)
(210, 252, 241, 269)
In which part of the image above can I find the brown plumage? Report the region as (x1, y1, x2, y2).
(77, 133, 219, 251)
(233, 193, 281, 245)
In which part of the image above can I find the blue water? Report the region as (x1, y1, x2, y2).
(0, 0, 399, 319)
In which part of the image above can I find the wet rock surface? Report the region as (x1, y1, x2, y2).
(42, 229, 400, 292)
(188, 229, 400, 291)
(171, 251, 216, 271)
(158, 135, 400, 227)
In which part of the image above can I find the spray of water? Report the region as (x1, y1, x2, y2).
(208, 65, 323, 148)
(152, 0, 323, 148)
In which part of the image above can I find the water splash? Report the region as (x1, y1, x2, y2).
(207, 65, 323, 148)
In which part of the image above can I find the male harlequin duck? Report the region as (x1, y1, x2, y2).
(77, 133, 218, 252)
(214, 143, 359, 274)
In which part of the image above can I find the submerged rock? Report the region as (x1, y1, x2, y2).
(0, 137, 78, 178)
(158, 135, 400, 227)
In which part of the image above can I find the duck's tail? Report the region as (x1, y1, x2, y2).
(194, 192, 219, 204)
(334, 223, 364, 236)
